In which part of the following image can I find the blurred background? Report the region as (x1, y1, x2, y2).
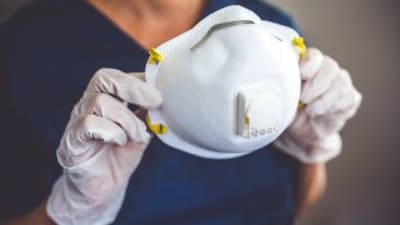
(267, 0, 400, 224)
(0, 0, 30, 23)
(1, 0, 399, 225)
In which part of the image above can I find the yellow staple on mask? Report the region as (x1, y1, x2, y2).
(146, 114, 168, 135)
(148, 48, 164, 64)
(292, 37, 307, 109)
(297, 101, 305, 110)
(292, 37, 306, 59)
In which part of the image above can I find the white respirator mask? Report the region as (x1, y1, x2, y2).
(145, 5, 306, 159)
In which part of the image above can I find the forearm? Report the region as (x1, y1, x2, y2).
(294, 163, 327, 220)
(1, 201, 54, 225)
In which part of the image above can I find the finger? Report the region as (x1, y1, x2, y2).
(335, 71, 362, 119)
(311, 115, 346, 136)
(76, 93, 150, 143)
(341, 89, 362, 119)
(57, 114, 128, 167)
(77, 114, 128, 146)
(86, 68, 162, 109)
(128, 72, 146, 81)
(300, 48, 324, 80)
(306, 69, 360, 119)
(301, 55, 339, 104)
(331, 86, 362, 120)
(305, 69, 346, 117)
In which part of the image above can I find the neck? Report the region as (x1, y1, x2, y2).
(88, 0, 206, 21)
(87, 0, 208, 49)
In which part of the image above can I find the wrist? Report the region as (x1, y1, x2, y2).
(274, 132, 342, 164)
(47, 175, 129, 225)
(295, 163, 327, 219)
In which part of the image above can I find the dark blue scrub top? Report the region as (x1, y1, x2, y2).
(0, 0, 300, 224)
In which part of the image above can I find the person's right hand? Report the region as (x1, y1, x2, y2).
(47, 68, 162, 225)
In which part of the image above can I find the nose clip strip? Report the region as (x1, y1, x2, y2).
(191, 20, 256, 51)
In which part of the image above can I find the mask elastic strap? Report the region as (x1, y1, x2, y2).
(292, 37, 307, 109)
(146, 48, 168, 134)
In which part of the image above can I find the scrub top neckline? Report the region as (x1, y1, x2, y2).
(80, 0, 237, 54)
(80, 0, 147, 55)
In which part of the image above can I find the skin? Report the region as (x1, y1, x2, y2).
(1, 0, 326, 224)
(295, 163, 327, 219)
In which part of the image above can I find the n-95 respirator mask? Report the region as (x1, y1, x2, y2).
(145, 5, 305, 159)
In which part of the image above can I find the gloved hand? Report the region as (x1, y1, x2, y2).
(46, 68, 162, 225)
(274, 48, 362, 163)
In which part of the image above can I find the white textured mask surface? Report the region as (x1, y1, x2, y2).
(145, 5, 302, 159)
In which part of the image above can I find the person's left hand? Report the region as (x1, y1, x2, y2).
(274, 48, 362, 163)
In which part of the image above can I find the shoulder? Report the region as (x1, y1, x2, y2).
(1, 0, 78, 37)
(0, 0, 93, 150)
(0, 0, 80, 81)
(1, 0, 89, 51)
(0, 0, 76, 93)
(0, 0, 96, 67)
(0, 0, 93, 97)
(238, 0, 300, 32)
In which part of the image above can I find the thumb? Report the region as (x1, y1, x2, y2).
(128, 72, 146, 81)
(300, 48, 324, 80)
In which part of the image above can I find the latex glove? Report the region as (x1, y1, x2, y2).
(274, 48, 362, 163)
(47, 68, 162, 225)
